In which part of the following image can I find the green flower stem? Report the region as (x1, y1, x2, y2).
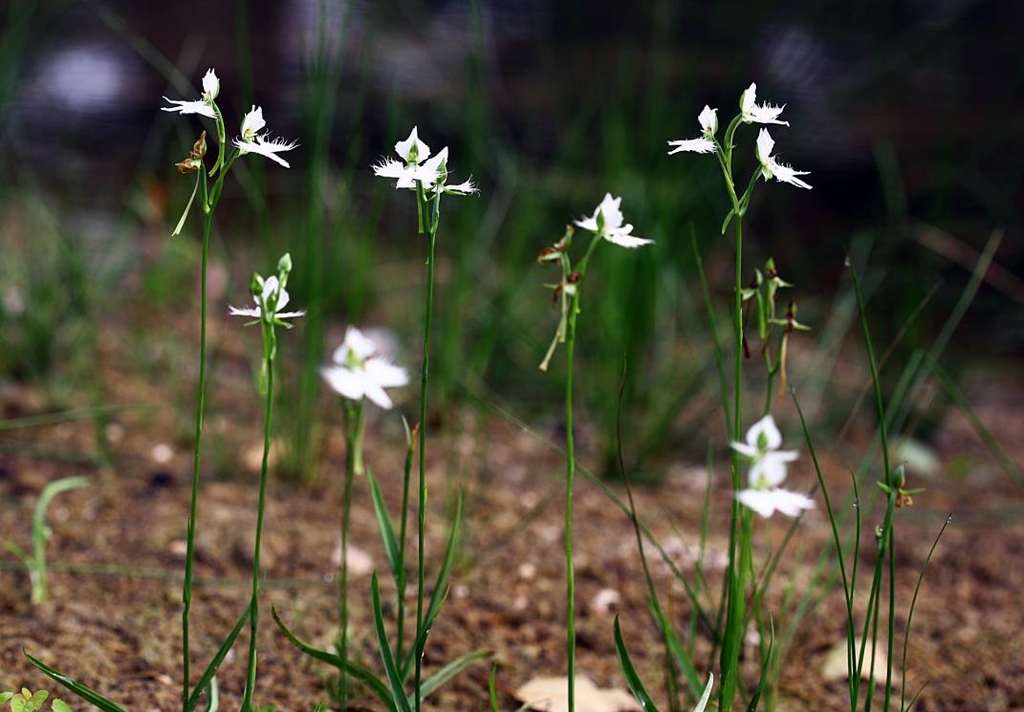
(338, 398, 366, 707)
(712, 121, 750, 712)
(413, 184, 442, 712)
(563, 290, 580, 712)
(210, 105, 227, 177)
(181, 171, 214, 707)
(242, 326, 277, 712)
(396, 420, 414, 665)
(559, 234, 603, 712)
(180, 139, 236, 708)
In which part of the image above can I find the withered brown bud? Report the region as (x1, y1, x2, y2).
(175, 131, 207, 175)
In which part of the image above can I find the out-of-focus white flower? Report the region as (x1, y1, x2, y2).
(162, 68, 220, 119)
(573, 193, 653, 249)
(232, 105, 298, 168)
(731, 414, 798, 487)
(229, 275, 305, 322)
(740, 82, 790, 126)
(736, 488, 816, 518)
(667, 105, 718, 155)
(321, 327, 408, 409)
(756, 129, 812, 190)
(373, 126, 477, 194)
(731, 414, 813, 519)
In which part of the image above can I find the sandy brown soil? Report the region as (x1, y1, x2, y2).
(2, 297, 1023, 712)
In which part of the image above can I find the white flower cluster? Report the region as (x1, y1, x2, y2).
(163, 68, 298, 168)
(373, 126, 476, 195)
(731, 415, 814, 518)
(668, 82, 811, 190)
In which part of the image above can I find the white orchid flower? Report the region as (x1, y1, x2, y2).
(740, 82, 790, 126)
(162, 68, 220, 119)
(229, 275, 306, 323)
(667, 105, 718, 155)
(574, 193, 653, 249)
(232, 106, 298, 168)
(321, 327, 409, 409)
(374, 126, 477, 194)
(756, 129, 812, 190)
(731, 414, 813, 519)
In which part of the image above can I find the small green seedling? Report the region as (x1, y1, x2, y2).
(0, 688, 73, 712)
(5, 475, 91, 604)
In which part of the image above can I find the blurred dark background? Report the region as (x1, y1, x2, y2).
(0, 0, 1021, 475)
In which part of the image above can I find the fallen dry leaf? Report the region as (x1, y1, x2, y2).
(514, 675, 641, 712)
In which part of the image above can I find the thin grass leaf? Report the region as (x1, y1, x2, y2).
(23, 652, 128, 712)
(272, 606, 396, 712)
(744, 621, 774, 712)
(613, 617, 661, 712)
(420, 649, 491, 699)
(922, 354, 1023, 491)
(173, 171, 202, 236)
(372, 574, 413, 712)
(185, 605, 250, 712)
(201, 677, 218, 712)
(692, 230, 731, 432)
(368, 465, 403, 579)
(693, 673, 714, 712)
(899, 516, 950, 712)
(485, 399, 712, 633)
(489, 664, 501, 712)
(0, 404, 153, 431)
(403, 492, 464, 676)
(650, 598, 703, 698)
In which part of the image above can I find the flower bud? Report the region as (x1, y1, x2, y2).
(892, 463, 907, 489)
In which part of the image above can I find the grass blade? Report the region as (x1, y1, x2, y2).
(420, 649, 491, 699)
(744, 621, 773, 712)
(403, 491, 464, 676)
(272, 606, 397, 712)
(899, 515, 950, 712)
(613, 617, 661, 712)
(372, 574, 413, 712)
(368, 465, 403, 581)
(24, 652, 128, 712)
(922, 353, 1023, 491)
(650, 602, 703, 698)
(185, 605, 250, 712)
(201, 677, 218, 712)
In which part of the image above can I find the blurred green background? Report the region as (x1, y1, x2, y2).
(0, 0, 1020, 479)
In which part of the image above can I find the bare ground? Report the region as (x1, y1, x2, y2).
(2, 299, 1023, 712)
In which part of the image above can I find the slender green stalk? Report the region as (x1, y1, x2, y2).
(338, 399, 366, 707)
(718, 114, 748, 712)
(182, 195, 214, 707)
(242, 335, 277, 712)
(413, 185, 441, 712)
(615, 369, 683, 712)
(563, 288, 580, 712)
(396, 420, 414, 666)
